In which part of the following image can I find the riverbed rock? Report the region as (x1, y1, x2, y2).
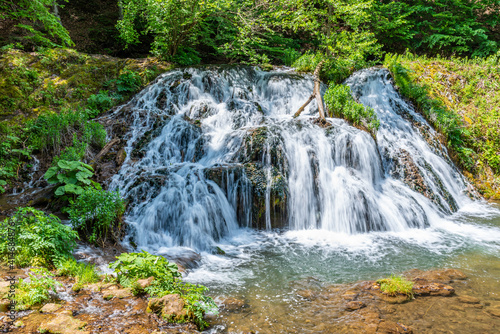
(457, 295, 480, 304)
(221, 297, 246, 311)
(486, 305, 500, 317)
(345, 300, 365, 311)
(39, 311, 89, 334)
(40, 303, 63, 313)
(102, 288, 133, 300)
(412, 282, 455, 296)
(377, 320, 413, 333)
(137, 277, 154, 290)
(148, 294, 193, 322)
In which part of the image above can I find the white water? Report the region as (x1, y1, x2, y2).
(110, 66, 482, 252)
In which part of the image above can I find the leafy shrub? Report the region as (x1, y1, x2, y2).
(0, 207, 78, 267)
(27, 109, 85, 154)
(110, 251, 217, 329)
(324, 84, 380, 133)
(56, 258, 100, 291)
(171, 47, 202, 66)
(44, 160, 95, 196)
(115, 70, 142, 93)
(67, 188, 126, 245)
(13, 268, 60, 310)
(87, 90, 118, 114)
(110, 251, 180, 282)
(377, 275, 414, 299)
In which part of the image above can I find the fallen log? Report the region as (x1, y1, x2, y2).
(92, 138, 120, 164)
(293, 60, 326, 120)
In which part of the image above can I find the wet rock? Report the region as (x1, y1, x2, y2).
(345, 300, 365, 311)
(377, 320, 413, 333)
(221, 297, 246, 311)
(0, 299, 9, 312)
(406, 268, 466, 284)
(39, 311, 89, 334)
(137, 277, 154, 290)
(148, 294, 193, 322)
(341, 290, 359, 301)
(102, 288, 133, 300)
(115, 148, 127, 166)
(40, 303, 63, 313)
(457, 295, 480, 304)
(297, 290, 317, 300)
(412, 282, 455, 296)
(0, 281, 10, 298)
(486, 305, 500, 317)
(165, 249, 202, 270)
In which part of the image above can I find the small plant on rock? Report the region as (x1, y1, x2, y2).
(56, 258, 101, 291)
(377, 274, 414, 300)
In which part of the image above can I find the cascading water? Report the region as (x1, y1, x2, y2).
(109, 66, 476, 252)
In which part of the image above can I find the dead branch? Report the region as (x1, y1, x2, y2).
(293, 60, 326, 120)
(92, 138, 120, 164)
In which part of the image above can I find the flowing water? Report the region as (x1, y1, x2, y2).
(109, 66, 500, 332)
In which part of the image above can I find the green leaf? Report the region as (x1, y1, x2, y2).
(55, 186, 66, 196)
(44, 167, 59, 183)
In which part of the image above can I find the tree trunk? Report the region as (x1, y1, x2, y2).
(293, 60, 326, 120)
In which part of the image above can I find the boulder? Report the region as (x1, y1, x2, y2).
(39, 311, 89, 334)
(0, 299, 10, 312)
(102, 288, 133, 300)
(147, 294, 193, 322)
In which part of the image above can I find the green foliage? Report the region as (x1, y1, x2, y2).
(110, 251, 180, 282)
(12, 268, 61, 310)
(110, 251, 217, 330)
(372, 0, 500, 57)
(87, 91, 118, 114)
(116, 70, 142, 93)
(0, 134, 32, 192)
(324, 84, 379, 132)
(117, 0, 207, 58)
(384, 52, 500, 198)
(44, 160, 95, 197)
(0, 207, 78, 268)
(67, 188, 126, 245)
(384, 53, 464, 147)
(56, 258, 100, 290)
(0, 0, 73, 49)
(377, 274, 414, 299)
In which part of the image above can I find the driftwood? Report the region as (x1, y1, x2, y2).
(294, 60, 326, 120)
(92, 138, 120, 164)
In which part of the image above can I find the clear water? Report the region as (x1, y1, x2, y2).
(108, 66, 500, 331)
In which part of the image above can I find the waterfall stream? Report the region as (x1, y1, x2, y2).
(110, 66, 475, 251)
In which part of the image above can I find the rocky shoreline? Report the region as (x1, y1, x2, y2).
(2, 266, 499, 333)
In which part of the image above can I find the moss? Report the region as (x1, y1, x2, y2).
(0, 48, 173, 191)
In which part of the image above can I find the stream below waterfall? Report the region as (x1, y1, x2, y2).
(106, 66, 500, 333)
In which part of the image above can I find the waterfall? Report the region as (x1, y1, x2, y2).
(109, 66, 474, 251)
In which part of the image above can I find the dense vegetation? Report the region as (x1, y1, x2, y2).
(0, 1, 499, 329)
